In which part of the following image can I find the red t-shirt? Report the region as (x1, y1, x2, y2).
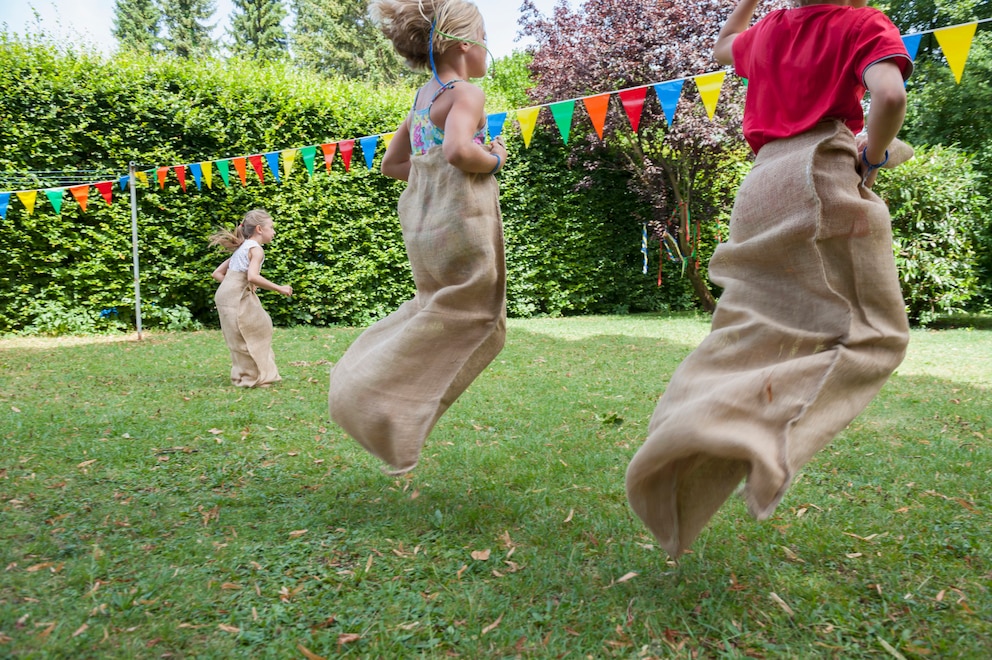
(732, 5, 912, 154)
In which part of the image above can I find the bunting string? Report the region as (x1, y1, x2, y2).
(0, 19, 987, 221)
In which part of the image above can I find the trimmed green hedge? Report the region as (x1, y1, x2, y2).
(0, 36, 688, 333)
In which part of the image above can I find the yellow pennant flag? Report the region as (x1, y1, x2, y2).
(694, 71, 726, 120)
(516, 107, 541, 148)
(935, 22, 977, 84)
(16, 190, 37, 215)
(200, 161, 213, 189)
(382, 132, 396, 149)
(282, 149, 298, 179)
(135, 171, 148, 186)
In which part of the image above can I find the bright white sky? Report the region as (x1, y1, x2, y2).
(0, 0, 567, 60)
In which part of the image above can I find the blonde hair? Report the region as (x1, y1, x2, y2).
(369, 0, 483, 71)
(209, 208, 273, 252)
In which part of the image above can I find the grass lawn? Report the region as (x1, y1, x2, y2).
(1, 313, 989, 658)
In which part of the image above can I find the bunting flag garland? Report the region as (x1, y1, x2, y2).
(1, 20, 986, 221)
(45, 189, 64, 215)
(320, 143, 337, 172)
(69, 184, 89, 212)
(618, 87, 648, 132)
(653, 80, 684, 127)
(339, 140, 355, 172)
(359, 136, 379, 171)
(583, 94, 610, 139)
(935, 22, 977, 83)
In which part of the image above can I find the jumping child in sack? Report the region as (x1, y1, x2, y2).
(626, 0, 914, 558)
(328, 0, 508, 475)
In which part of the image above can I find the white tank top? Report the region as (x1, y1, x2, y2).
(229, 239, 261, 273)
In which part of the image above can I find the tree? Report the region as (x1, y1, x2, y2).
(291, 0, 406, 81)
(230, 0, 289, 61)
(112, 0, 161, 52)
(519, 0, 786, 311)
(162, 0, 217, 58)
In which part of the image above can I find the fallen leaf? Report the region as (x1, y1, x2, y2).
(846, 553, 863, 559)
(616, 571, 638, 584)
(563, 508, 574, 523)
(72, 623, 89, 637)
(220, 583, 241, 590)
(11, 406, 21, 413)
(456, 564, 468, 579)
(77, 460, 97, 469)
(471, 549, 491, 561)
(769, 592, 794, 617)
(338, 633, 361, 645)
(218, 624, 240, 634)
(208, 428, 224, 435)
(288, 529, 308, 538)
(481, 612, 503, 635)
(297, 643, 326, 660)
(26, 562, 54, 573)
(878, 636, 908, 660)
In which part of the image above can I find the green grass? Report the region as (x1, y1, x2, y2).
(1, 313, 989, 658)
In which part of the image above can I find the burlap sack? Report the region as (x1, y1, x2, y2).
(215, 270, 281, 387)
(328, 147, 506, 474)
(626, 121, 910, 557)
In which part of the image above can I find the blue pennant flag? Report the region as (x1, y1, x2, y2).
(189, 162, 203, 190)
(359, 136, 379, 170)
(653, 80, 685, 127)
(0, 192, 9, 220)
(487, 112, 507, 140)
(265, 152, 280, 183)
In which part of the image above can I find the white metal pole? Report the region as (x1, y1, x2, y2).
(129, 161, 143, 340)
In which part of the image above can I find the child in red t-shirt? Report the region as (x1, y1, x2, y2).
(626, 0, 913, 558)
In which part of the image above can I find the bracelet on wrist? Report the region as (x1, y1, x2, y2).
(489, 153, 501, 175)
(861, 147, 889, 170)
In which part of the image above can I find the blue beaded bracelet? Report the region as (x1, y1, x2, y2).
(489, 153, 501, 175)
(861, 147, 889, 171)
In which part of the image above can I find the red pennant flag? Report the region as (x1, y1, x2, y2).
(156, 167, 168, 189)
(583, 93, 611, 139)
(174, 165, 187, 191)
(69, 185, 89, 212)
(339, 140, 355, 172)
(618, 87, 648, 133)
(233, 157, 248, 186)
(95, 181, 113, 205)
(320, 143, 337, 172)
(248, 155, 265, 183)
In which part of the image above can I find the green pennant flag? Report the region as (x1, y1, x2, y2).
(301, 145, 316, 177)
(216, 159, 231, 187)
(549, 100, 575, 145)
(45, 189, 64, 215)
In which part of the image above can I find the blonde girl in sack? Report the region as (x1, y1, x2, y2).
(328, 0, 508, 475)
(210, 209, 293, 388)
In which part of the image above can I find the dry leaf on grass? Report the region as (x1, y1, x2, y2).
(77, 460, 97, 469)
(769, 592, 794, 617)
(338, 633, 361, 645)
(481, 613, 503, 635)
(616, 572, 638, 584)
(471, 549, 491, 561)
(563, 508, 574, 523)
(218, 623, 240, 634)
(297, 643, 326, 660)
(220, 582, 241, 590)
(72, 623, 88, 637)
(288, 529, 308, 538)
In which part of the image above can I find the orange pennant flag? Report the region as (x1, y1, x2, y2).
(174, 165, 187, 192)
(69, 185, 89, 212)
(95, 181, 113, 205)
(934, 22, 977, 84)
(582, 93, 611, 139)
(232, 157, 248, 186)
(320, 143, 337, 172)
(248, 155, 265, 183)
(156, 166, 168, 189)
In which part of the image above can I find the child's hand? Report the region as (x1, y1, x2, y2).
(281, 285, 293, 298)
(489, 136, 508, 170)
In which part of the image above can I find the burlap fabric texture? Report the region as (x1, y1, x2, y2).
(328, 146, 507, 474)
(626, 121, 910, 558)
(215, 270, 281, 387)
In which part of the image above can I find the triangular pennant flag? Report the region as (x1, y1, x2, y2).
(119, 175, 129, 191)
(156, 167, 168, 189)
(0, 192, 8, 220)
(516, 107, 540, 148)
(265, 152, 280, 182)
(69, 185, 89, 212)
(487, 112, 508, 140)
(217, 159, 231, 187)
(359, 136, 379, 170)
(44, 189, 64, 215)
(694, 71, 726, 120)
(382, 132, 396, 149)
(174, 165, 187, 192)
(901, 33, 922, 61)
(201, 162, 213, 189)
(653, 79, 685, 126)
(320, 143, 337, 172)
(282, 149, 298, 179)
(16, 190, 37, 215)
(249, 155, 265, 183)
(95, 181, 113, 205)
(934, 22, 977, 84)
(339, 140, 355, 172)
(582, 94, 610, 139)
(618, 87, 648, 133)
(135, 171, 148, 186)
(301, 146, 316, 176)
(232, 157, 248, 186)
(549, 100, 575, 144)
(189, 162, 203, 190)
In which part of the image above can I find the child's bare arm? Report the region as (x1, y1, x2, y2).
(714, 0, 761, 65)
(246, 247, 293, 297)
(861, 60, 907, 186)
(382, 118, 413, 182)
(442, 85, 507, 174)
(212, 258, 230, 283)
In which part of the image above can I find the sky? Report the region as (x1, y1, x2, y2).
(0, 0, 567, 60)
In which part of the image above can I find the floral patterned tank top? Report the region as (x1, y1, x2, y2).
(409, 80, 486, 156)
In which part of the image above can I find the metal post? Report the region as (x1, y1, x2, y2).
(129, 162, 143, 340)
